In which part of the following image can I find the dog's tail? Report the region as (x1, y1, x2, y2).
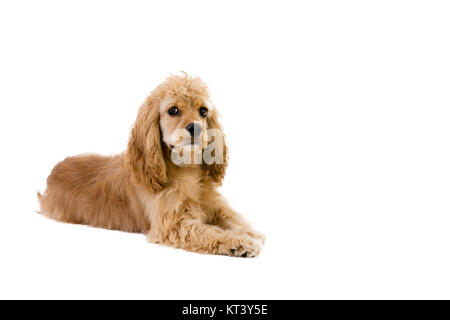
(36, 191, 44, 213)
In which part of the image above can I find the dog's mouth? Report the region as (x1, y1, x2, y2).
(169, 139, 202, 151)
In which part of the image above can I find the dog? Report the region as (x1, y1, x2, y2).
(38, 74, 264, 257)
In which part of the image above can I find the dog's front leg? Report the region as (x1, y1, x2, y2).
(201, 190, 265, 244)
(146, 199, 261, 257)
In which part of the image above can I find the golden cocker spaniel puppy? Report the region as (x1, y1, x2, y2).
(38, 74, 264, 257)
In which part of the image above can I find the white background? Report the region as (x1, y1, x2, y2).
(1, 0, 449, 299)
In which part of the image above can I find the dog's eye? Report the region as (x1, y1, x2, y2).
(168, 106, 179, 116)
(199, 107, 208, 118)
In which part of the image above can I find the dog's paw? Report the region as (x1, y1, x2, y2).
(219, 237, 262, 258)
(246, 230, 266, 245)
(232, 229, 265, 246)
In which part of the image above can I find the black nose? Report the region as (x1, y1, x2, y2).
(185, 122, 202, 137)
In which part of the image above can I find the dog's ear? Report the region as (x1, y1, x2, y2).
(127, 95, 168, 192)
(204, 109, 228, 184)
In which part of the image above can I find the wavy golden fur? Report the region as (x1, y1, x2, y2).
(38, 74, 264, 257)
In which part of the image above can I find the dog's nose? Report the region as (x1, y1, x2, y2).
(185, 122, 202, 137)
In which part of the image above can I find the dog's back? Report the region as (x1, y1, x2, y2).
(38, 154, 150, 233)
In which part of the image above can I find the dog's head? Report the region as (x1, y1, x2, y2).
(126, 74, 228, 192)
